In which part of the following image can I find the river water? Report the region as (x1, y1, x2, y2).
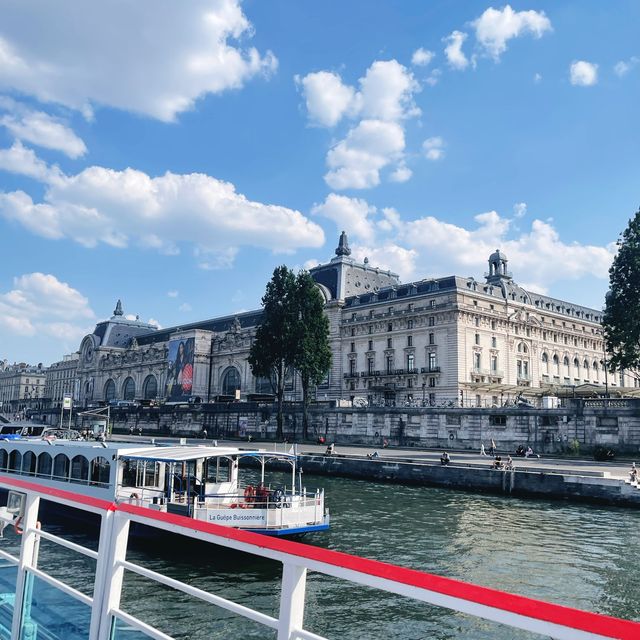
(3, 476, 640, 639)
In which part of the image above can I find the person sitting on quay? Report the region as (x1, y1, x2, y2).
(630, 462, 638, 483)
(440, 451, 451, 466)
(367, 451, 380, 460)
(493, 455, 503, 470)
(504, 456, 514, 471)
(525, 446, 540, 458)
(515, 445, 526, 457)
(325, 443, 335, 456)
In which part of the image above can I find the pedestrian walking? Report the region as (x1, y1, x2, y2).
(480, 443, 487, 456)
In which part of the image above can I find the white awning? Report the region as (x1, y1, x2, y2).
(119, 446, 296, 463)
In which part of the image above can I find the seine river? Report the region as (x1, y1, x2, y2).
(3, 475, 640, 639)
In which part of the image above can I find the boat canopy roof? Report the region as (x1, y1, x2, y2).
(119, 446, 296, 463)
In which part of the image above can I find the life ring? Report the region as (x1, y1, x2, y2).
(13, 517, 40, 535)
(449, 433, 455, 441)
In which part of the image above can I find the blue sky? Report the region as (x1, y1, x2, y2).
(0, 0, 638, 365)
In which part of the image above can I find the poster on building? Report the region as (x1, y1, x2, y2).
(165, 337, 195, 401)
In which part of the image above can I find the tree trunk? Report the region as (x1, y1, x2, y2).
(301, 375, 309, 440)
(276, 360, 284, 440)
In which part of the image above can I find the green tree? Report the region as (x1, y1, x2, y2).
(603, 208, 640, 381)
(248, 266, 298, 439)
(294, 271, 332, 439)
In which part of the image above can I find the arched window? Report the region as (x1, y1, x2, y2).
(0, 450, 7, 471)
(541, 353, 549, 375)
(222, 367, 241, 396)
(53, 454, 70, 481)
(90, 457, 110, 486)
(123, 377, 135, 401)
(552, 355, 560, 376)
(70, 455, 89, 484)
(255, 376, 273, 395)
(583, 359, 589, 371)
(22, 451, 36, 476)
(143, 375, 158, 400)
(573, 358, 580, 373)
(104, 379, 116, 402)
(522, 344, 528, 354)
(517, 343, 522, 353)
(563, 356, 570, 377)
(37, 452, 53, 478)
(9, 450, 22, 473)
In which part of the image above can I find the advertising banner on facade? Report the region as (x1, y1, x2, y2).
(165, 337, 195, 401)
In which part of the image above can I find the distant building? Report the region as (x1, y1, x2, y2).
(44, 352, 79, 409)
(0, 362, 47, 414)
(72, 233, 639, 409)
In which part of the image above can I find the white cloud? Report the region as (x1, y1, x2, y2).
(534, 72, 543, 83)
(443, 31, 469, 70)
(178, 303, 192, 313)
(411, 48, 435, 67)
(296, 71, 356, 127)
(473, 5, 552, 60)
(614, 56, 639, 77)
(351, 243, 418, 281)
(0, 108, 86, 158)
(324, 119, 405, 189)
(147, 318, 162, 329)
(0, 0, 277, 122)
(570, 61, 598, 86)
(0, 161, 325, 264)
(195, 246, 239, 270)
(0, 272, 94, 340)
(422, 136, 445, 161)
(167, 290, 179, 298)
(513, 202, 527, 218)
(389, 164, 412, 183)
(311, 193, 377, 243)
(0, 141, 61, 182)
(425, 69, 442, 86)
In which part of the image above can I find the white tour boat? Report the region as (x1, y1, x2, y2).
(0, 438, 329, 536)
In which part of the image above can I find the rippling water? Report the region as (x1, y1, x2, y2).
(3, 477, 640, 639)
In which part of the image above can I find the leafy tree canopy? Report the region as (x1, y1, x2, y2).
(603, 207, 640, 374)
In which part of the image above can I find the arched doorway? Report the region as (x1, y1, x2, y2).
(221, 367, 241, 396)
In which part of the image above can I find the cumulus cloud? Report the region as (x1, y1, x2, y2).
(298, 59, 419, 189)
(443, 31, 469, 70)
(570, 61, 598, 86)
(312, 193, 377, 243)
(0, 272, 94, 341)
(0, 141, 61, 182)
(422, 136, 445, 161)
(0, 0, 277, 121)
(0, 107, 86, 158)
(296, 71, 356, 127)
(411, 48, 435, 67)
(0, 159, 325, 265)
(614, 56, 639, 77)
(324, 119, 405, 189)
(167, 290, 179, 298)
(473, 5, 552, 60)
(513, 202, 527, 218)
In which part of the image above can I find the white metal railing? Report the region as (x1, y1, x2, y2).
(0, 472, 639, 640)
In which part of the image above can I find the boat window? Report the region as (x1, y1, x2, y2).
(53, 454, 70, 481)
(205, 457, 231, 483)
(22, 451, 36, 476)
(9, 450, 22, 473)
(70, 455, 89, 484)
(121, 460, 137, 487)
(37, 453, 53, 478)
(0, 449, 7, 471)
(90, 456, 110, 486)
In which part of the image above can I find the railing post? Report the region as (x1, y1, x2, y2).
(11, 492, 41, 640)
(277, 562, 307, 640)
(96, 510, 131, 640)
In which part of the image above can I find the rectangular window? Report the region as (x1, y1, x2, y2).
(389, 307, 394, 314)
(429, 392, 436, 404)
(407, 319, 413, 329)
(491, 356, 498, 372)
(387, 337, 392, 348)
(429, 333, 435, 345)
(475, 333, 480, 345)
(429, 377, 436, 387)
(491, 320, 496, 330)
(350, 342, 355, 352)
(387, 322, 393, 332)
(474, 353, 481, 370)
(386, 356, 394, 374)
(368, 340, 373, 351)
(407, 354, 415, 370)
(430, 300, 436, 308)
(475, 317, 480, 327)
(429, 353, 437, 369)
(407, 335, 413, 347)
(351, 327, 356, 336)
(407, 379, 413, 388)
(368, 358, 375, 374)
(491, 337, 497, 348)
(369, 325, 373, 334)
(349, 360, 356, 375)
(408, 303, 414, 312)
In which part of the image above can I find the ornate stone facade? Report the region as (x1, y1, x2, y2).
(70, 236, 639, 409)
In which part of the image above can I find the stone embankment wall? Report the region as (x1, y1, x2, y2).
(297, 455, 640, 507)
(51, 398, 640, 454)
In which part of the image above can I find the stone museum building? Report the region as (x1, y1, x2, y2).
(69, 233, 639, 410)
